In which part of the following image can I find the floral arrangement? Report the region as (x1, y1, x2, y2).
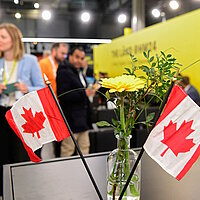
(97, 51, 181, 199)
(98, 51, 180, 137)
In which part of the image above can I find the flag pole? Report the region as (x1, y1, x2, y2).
(44, 74, 103, 200)
(118, 81, 175, 200)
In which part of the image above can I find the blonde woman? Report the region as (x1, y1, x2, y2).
(0, 23, 44, 196)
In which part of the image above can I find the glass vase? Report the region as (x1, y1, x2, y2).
(107, 135, 140, 200)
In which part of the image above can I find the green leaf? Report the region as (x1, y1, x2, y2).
(152, 62, 156, 67)
(130, 54, 137, 63)
(150, 68, 155, 75)
(146, 112, 155, 122)
(147, 50, 150, 58)
(168, 58, 176, 62)
(138, 121, 147, 125)
(105, 91, 111, 100)
(112, 118, 119, 126)
(161, 51, 165, 58)
(141, 65, 149, 74)
(130, 184, 139, 196)
(116, 99, 121, 107)
(150, 56, 154, 62)
(167, 54, 172, 58)
(114, 126, 121, 135)
(96, 121, 111, 127)
(162, 62, 168, 67)
(143, 51, 147, 58)
(138, 76, 146, 79)
(130, 53, 134, 59)
(124, 67, 131, 74)
(108, 187, 114, 195)
(133, 58, 137, 62)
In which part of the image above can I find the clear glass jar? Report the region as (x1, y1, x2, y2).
(107, 135, 140, 200)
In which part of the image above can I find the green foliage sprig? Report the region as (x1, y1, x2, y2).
(97, 50, 181, 135)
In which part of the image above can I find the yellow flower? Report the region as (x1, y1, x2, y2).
(100, 75, 145, 93)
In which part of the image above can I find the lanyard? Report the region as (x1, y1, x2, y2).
(48, 56, 57, 77)
(3, 60, 17, 85)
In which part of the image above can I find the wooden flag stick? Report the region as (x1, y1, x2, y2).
(44, 74, 103, 200)
(118, 81, 175, 200)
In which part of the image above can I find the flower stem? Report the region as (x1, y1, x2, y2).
(120, 96, 126, 134)
(124, 142, 129, 196)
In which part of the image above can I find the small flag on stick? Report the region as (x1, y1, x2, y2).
(144, 85, 200, 180)
(5, 87, 70, 162)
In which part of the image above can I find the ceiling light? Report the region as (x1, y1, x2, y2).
(132, 16, 137, 24)
(15, 12, 21, 19)
(42, 10, 51, 20)
(34, 3, 40, 9)
(118, 14, 127, 23)
(152, 8, 161, 18)
(81, 12, 90, 23)
(169, 0, 179, 10)
(14, 0, 19, 4)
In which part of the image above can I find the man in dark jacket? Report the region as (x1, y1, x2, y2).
(56, 47, 95, 156)
(179, 76, 200, 106)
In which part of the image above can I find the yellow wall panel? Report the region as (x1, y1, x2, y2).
(94, 9, 200, 90)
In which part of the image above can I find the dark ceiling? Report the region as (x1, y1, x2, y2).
(0, 0, 200, 38)
(1, 0, 200, 25)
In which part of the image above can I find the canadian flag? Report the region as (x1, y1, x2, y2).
(6, 87, 70, 162)
(144, 85, 200, 180)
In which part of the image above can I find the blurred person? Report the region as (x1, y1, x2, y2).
(39, 43, 68, 159)
(42, 49, 51, 58)
(57, 47, 95, 157)
(98, 72, 109, 107)
(0, 23, 45, 196)
(178, 75, 200, 106)
(39, 43, 68, 95)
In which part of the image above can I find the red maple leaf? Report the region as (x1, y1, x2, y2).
(21, 107, 46, 139)
(160, 120, 195, 157)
